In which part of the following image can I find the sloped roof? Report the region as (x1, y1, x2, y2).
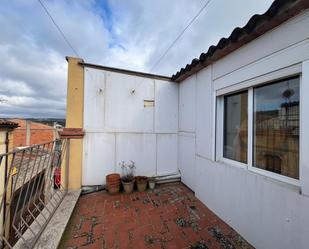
(172, 0, 309, 82)
(0, 119, 19, 129)
(9, 119, 53, 130)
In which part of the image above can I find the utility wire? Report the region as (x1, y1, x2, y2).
(38, 0, 212, 72)
(149, 0, 212, 73)
(132, 0, 213, 92)
(37, 0, 212, 90)
(37, 0, 100, 93)
(38, 0, 80, 57)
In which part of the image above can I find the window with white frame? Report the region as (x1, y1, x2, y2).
(220, 76, 300, 181)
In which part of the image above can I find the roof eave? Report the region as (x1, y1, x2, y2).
(173, 0, 309, 82)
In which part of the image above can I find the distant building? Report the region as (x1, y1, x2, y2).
(9, 119, 61, 148)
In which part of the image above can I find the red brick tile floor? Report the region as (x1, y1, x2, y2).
(59, 182, 254, 249)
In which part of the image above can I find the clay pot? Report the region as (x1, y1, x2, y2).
(122, 179, 135, 194)
(136, 176, 148, 192)
(107, 173, 120, 181)
(106, 173, 120, 194)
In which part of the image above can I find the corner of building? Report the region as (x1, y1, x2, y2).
(63, 57, 85, 190)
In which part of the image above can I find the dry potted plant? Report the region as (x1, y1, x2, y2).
(120, 161, 135, 194)
(136, 176, 148, 192)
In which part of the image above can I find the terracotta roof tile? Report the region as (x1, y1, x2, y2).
(172, 0, 309, 82)
(0, 119, 19, 129)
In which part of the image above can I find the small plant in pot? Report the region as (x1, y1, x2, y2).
(120, 161, 135, 194)
(148, 176, 156, 190)
(136, 176, 148, 192)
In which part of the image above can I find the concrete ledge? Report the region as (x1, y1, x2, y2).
(33, 190, 80, 249)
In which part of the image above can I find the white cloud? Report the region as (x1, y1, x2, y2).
(0, 0, 273, 118)
(0, 79, 34, 96)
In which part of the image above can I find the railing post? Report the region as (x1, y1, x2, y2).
(65, 139, 70, 191)
(0, 156, 4, 249)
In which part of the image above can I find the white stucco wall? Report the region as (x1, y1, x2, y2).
(179, 75, 196, 133)
(178, 75, 196, 191)
(178, 10, 309, 249)
(178, 133, 196, 190)
(195, 157, 309, 249)
(83, 68, 178, 185)
(196, 67, 214, 160)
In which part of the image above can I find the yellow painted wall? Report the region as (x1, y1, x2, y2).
(64, 57, 84, 190)
(66, 57, 84, 128)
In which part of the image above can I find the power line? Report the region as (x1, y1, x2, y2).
(132, 0, 213, 92)
(38, 0, 211, 80)
(149, 0, 213, 73)
(37, 0, 101, 96)
(38, 0, 80, 57)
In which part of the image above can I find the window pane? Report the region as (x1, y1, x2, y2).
(253, 77, 299, 179)
(224, 92, 248, 163)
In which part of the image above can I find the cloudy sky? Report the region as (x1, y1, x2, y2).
(0, 0, 274, 118)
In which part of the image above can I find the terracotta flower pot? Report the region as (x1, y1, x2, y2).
(122, 179, 135, 194)
(106, 173, 120, 181)
(108, 184, 120, 194)
(106, 173, 120, 194)
(136, 176, 148, 192)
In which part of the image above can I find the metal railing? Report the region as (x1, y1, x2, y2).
(0, 139, 69, 248)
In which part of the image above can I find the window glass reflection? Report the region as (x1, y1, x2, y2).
(253, 77, 299, 179)
(224, 92, 248, 163)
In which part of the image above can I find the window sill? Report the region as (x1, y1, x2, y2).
(218, 158, 248, 170)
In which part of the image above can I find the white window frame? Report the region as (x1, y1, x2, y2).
(216, 64, 302, 186)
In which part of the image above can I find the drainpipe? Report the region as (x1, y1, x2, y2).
(80, 171, 181, 195)
(81, 185, 106, 195)
(155, 172, 181, 184)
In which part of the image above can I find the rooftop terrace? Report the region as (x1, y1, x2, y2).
(59, 183, 253, 249)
